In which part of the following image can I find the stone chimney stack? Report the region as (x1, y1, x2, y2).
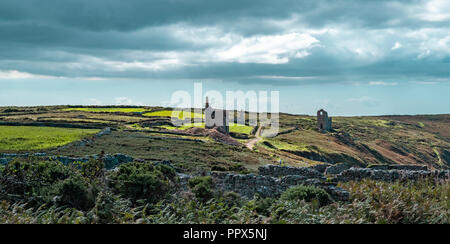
(205, 96, 210, 109)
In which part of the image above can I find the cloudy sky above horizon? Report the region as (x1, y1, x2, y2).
(0, 0, 449, 115)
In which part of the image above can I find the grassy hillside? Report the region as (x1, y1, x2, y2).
(0, 106, 448, 170)
(0, 106, 448, 224)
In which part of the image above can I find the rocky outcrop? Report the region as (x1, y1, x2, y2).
(335, 167, 450, 182)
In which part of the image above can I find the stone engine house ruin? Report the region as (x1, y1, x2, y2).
(317, 109, 332, 131)
(204, 96, 229, 134)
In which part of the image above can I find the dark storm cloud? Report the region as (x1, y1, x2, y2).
(0, 0, 449, 84)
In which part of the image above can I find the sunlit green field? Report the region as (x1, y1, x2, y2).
(143, 110, 204, 119)
(63, 107, 149, 113)
(0, 126, 100, 151)
(160, 122, 254, 135)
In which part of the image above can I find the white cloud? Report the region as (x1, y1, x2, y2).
(417, 0, 450, 22)
(0, 70, 55, 79)
(114, 97, 144, 106)
(217, 33, 319, 64)
(391, 41, 402, 50)
(257, 75, 318, 80)
(369, 81, 398, 86)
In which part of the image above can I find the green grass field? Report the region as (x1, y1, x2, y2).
(63, 107, 149, 113)
(229, 123, 254, 134)
(0, 126, 100, 151)
(160, 122, 254, 135)
(143, 110, 204, 119)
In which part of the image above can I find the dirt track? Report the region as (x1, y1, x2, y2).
(246, 126, 262, 150)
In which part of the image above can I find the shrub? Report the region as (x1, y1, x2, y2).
(222, 192, 242, 207)
(228, 163, 250, 174)
(0, 159, 73, 203)
(108, 162, 172, 204)
(92, 190, 127, 224)
(211, 165, 227, 171)
(188, 176, 214, 201)
(54, 175, 94, 211)
(80, 159, 104, 180)
(155, 164, 176, 180)
(253, 196, 274, 216)
(281, 185, 332, 206)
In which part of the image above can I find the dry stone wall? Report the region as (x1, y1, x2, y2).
(0, 153, 134, 169)
(210, 172, 350, 201)
(335, 167, 449, 182)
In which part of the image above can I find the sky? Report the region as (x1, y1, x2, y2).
(0, 0, 449, 116)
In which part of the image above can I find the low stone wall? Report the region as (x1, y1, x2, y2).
(367, 164, 428, 171)
(258, 164, 324, 179)
(206, 164, 449, 202)
(0, 153, 134, 169)
(0, 121, 104, 129)
(324, 163, 351, 175)
(211, 172, 350, 201)
(95, 127, 112, 138)
(335, 167, 450, 182)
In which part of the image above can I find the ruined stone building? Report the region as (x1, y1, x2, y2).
(317, 109, 332, 131)
(204, 96, 229, 134)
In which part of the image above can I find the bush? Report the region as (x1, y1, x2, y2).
(92, 190, 127, 224)
(253, 196, 274, 216)
(281, 185, 332, 206)
(54, 175, 94, 211)
(188, 176, 214, 201)
(222, 192, 242, 207)
(228, 163, 250, 174)
(80, 159, 104, 180)
(0, 159, 73, 203)
(155, 164, 176, 180)
(211, 165, 227, 171)
(108, 162, 172, 204)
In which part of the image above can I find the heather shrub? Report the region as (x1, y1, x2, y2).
(281, 185, 332, 206)
(92, 190, 129, 224)
(228, 163, 250, 174)
(211, 165, 227, 171)
(0, 159, 73, 204)
(108, 162, 172, 204)
(53, 175, 95, 210)
(188, 176, 214, 201)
